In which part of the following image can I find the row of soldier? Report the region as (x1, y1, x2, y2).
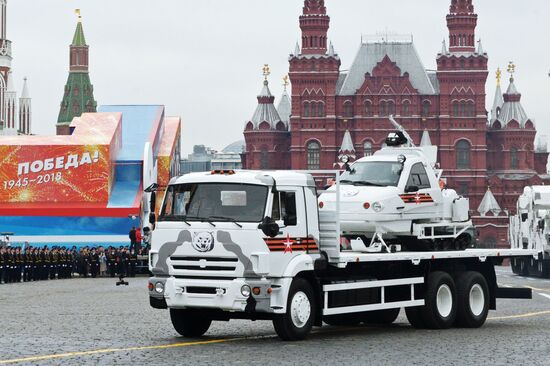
(0, 245, 146, 284)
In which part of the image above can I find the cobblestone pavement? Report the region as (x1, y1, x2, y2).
(1, 267, 550, 365)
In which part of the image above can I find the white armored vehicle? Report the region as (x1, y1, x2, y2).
(510, 186, 550, 277)
(319, 119, 472, 252)
(146, 168, 534, 341)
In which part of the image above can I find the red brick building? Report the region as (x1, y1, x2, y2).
(243, 0, 549, 248)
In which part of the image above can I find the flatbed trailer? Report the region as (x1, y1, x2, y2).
(147, 170, 535, 340)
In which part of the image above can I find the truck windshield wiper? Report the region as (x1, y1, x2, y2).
(339, 180, 355, 185)
(184, 216, 216, 227)
(353, 181, 385, 187)
(208, 216, 243, 228)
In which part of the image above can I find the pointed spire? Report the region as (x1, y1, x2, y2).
(441, 39, 447, 55)
(498, 62, 531, 128)
(247, 67, 285, 131)
(339, 130, 355, 154)
(477, 39, 484, 54)
(490, 69, 504, 124)
(20, 77, 29, 99)
(478, 187, 502, 217)
(72, 9, 86, 46)
(420, 130, 432, 146)
(294, 41, 300, 56)
(328, 41, 335, 56)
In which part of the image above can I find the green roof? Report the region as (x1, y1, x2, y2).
(57, 73, 97, 124)
(72, 21, 87, 46)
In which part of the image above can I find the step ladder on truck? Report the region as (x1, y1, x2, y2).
(146, 130, 536, 341)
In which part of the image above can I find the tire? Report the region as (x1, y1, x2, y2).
(405, 306, 425, 329)
(455, 271, 489, 328)
(273, 278, 316, 341)
(511, 258, 521, 275)
(519, 258, 529, 276)
(421, 271, 457, 329)
(542, 260, 550, 279)
(362, 308, 400, 325)
(170, 309, 212, 337)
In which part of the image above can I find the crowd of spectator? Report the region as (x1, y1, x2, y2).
(0, 245, 150, 284)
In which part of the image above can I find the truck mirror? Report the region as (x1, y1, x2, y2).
(405, 185, 419, 193)
(150, 192, 156, 212)
(538, 220, 545, 230)
(149, 212, 156, 226)
(258, 217, 279, 238)
(521, 213, 528, 222)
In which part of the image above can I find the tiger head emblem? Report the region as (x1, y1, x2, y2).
(192, 232, 215, 252)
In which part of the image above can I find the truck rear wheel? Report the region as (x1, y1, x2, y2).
(511, 258, 521, 275)
(273, 278, 316, 341)
(421, 271, 457, 329)
(455, 271, 489, 328)
(170, 309, 212, 338)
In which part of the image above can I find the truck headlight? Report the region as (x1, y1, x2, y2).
(241, 284, 251, 297)
(155, 282, 165, 294)
(373, 202, 383, 212)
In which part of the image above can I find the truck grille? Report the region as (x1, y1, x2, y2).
(169, 256, 238, 275)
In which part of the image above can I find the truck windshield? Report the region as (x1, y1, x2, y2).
(340, 161, 403, 187)
(159, 183, 268, 223)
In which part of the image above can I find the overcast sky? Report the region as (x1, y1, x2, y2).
(7, 0, 550, 155)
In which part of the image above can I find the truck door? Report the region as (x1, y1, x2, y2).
(403, 163, 441, 215)
(270, 187, 309, 253)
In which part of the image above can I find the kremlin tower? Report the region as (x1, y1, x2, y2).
(56, 10, 97, 135)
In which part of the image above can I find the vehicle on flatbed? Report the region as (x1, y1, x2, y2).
(510, 186, 550, 277)
(147, 166, 535, 340)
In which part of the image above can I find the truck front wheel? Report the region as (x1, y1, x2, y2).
(273, 278, 316, 341)
(170, 309, 212, 338)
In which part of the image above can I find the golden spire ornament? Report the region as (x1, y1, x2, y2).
(507, 61, 516, 81)
(75, 9, 82, 21)
(283, 75, 290, 91)
(262, 64, 271, 81)
(496, 68, 501, 87)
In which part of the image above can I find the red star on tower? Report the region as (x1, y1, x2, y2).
(283, 234, 293, 253)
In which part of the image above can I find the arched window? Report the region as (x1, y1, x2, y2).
(364, 141, 373, 157)
(467, 102, 475, 117)
(387, 101, 396, 116)
(456, 140, 471, 169)
(310, 102, 317, 117)
(460, 101, 466, 116)
(402, 101, 410, 116)
(343, 101, 353, 117)
(511, 147, 519, 169)
(307, 141, 321, 170)
(317, 102, 325, 117)
(364, 101, 372, 117)
(74, 87, 79, 97)
(452, 101, 459, 117)
(304, 102, 310, 117)
(422, 101, 431, 117)
(380, 101, 387, 116)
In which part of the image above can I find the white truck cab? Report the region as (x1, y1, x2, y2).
(148, 167, 535, 341)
